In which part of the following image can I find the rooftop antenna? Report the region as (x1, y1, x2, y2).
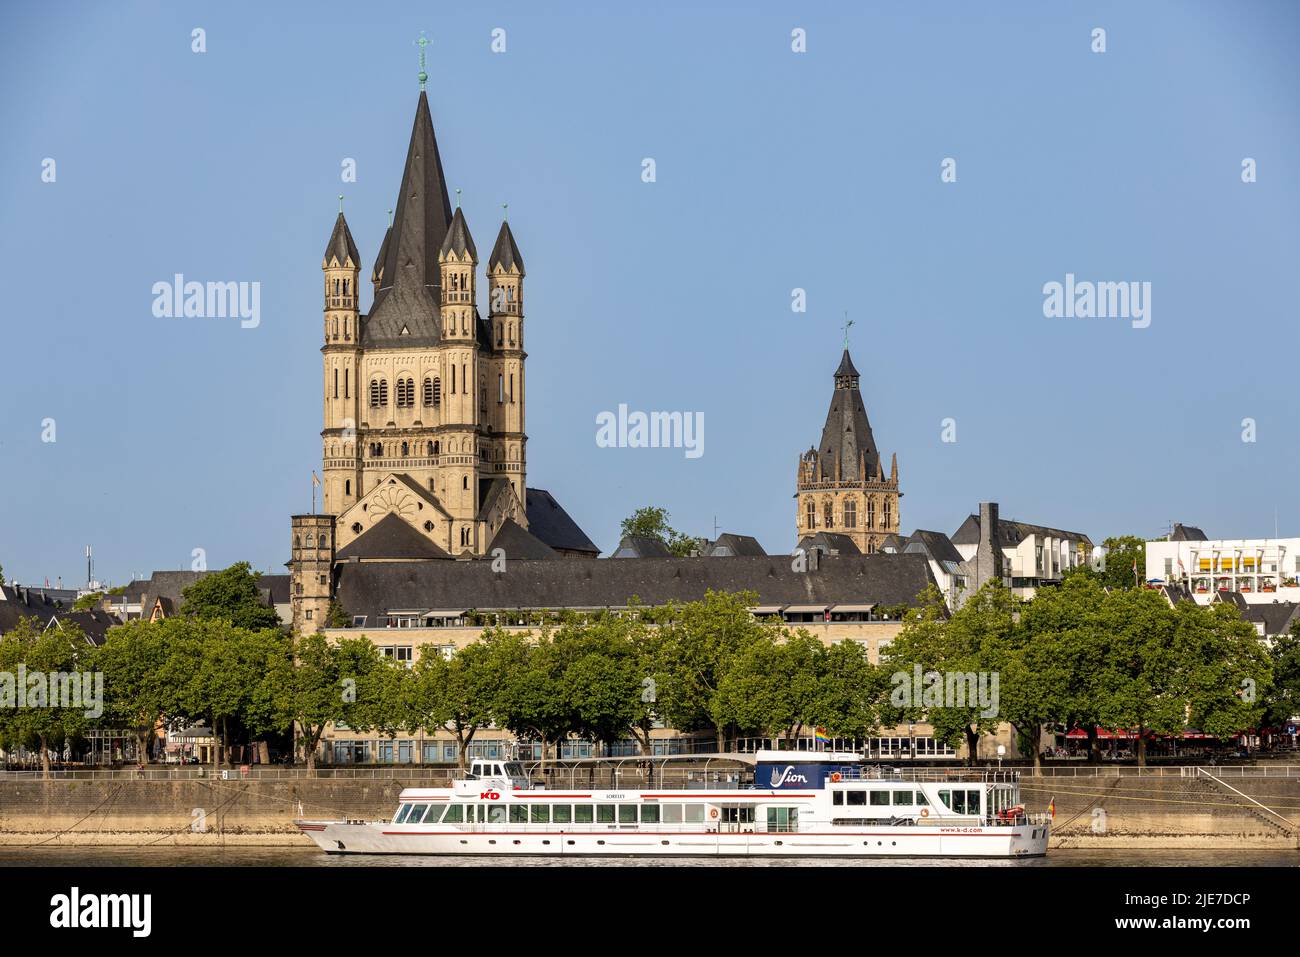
(416, 32, 429, 92)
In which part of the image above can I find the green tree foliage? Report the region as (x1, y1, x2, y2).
(73, 592, 104, 611)
(1262, 622, 1300, 732)
(620, 506, 698, 557)
(180, 561, 281, 630)
(0, 618, 93, 776)
(94, 618, 180, 763)
(1065, 534, 1146, 590)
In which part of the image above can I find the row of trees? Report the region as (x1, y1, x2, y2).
(2, 562, 1297, 774)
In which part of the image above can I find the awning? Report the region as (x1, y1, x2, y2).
(783, 604, 829, 614)
(421, 609, 468, 618)
(750, 606, 785, 616)
(830, 603, 876, 613)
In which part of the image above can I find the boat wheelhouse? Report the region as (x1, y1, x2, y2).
(296, 751, 1049, 859)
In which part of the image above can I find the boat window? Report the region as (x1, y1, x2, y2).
(915, 790, 929, 806)
(487, 805, 507, 824)
(766, 807, 798, 832)
(597, 805, 616, 824)
(938, 790, 952, 810)
(393, 803, 411, 823)
(443, 805, 464, 823)
(832, 791, 844, 806)
(641, 805, 660, 824)
(510, 805, 528, 824)
(662, 804, 682, 823)
(683, 804, 705, 824)
(493, 764, 504, 777)
(870, 791, 891, 806)
(965, 789, 981, 814)
(407, 803, 429, 822)
(618, 805, 637, 824)
(950, 790, 968, 814)
(504, 762, 525, 778)
(892, 791, 912, 806)
(531, 805, 550, 823)
(846, 790, 866, 806)
(575, 804, 594, 824)
(423, 806, 445, 824)
(553, 804, 572, 824)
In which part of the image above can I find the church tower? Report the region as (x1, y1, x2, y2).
(795, 348, 902, 553)
(313, 79, 530, 560)
(321, 207, 362, 514)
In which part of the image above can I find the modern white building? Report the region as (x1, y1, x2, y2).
(1145, 527, 1300, 604)
(951, 508, 1092, 600)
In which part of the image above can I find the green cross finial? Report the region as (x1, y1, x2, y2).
(842, 313, 854, 350)
(416, 32, 429, 91)
(502, 202, 508, 221)
(338, 194, 344, 213)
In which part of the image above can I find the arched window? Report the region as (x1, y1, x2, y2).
(333, 369, 338, 399)
(866, 498, 876, 528)
(824, 500, 834, 529)
(344, 480, 351, 496)
(883, 500, 892, 529)
(423, 378, 434, 406)
(843, 500, 857, 529)
(370, 379, 387, 408)
(401, 442, 409, 457)
(806, 500, 816, 530)
(432, 376, 441, 405)
(498, 374, 504, 404)
(426, 441, 434, 456)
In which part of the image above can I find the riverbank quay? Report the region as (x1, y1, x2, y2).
(0, 763, 1297, 849)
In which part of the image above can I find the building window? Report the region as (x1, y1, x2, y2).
(400, 441, 409, 457)
(423, 378, 434, 406)
(824, 501, 834, 529)
(369, 379, 387, 408)
(806, 500, 816, 530)
(867, 499, 876, 528)
(333, 369, 338, 399)
(305, 609, 313, 621)
(883, 501, 891, 529)
(498, 374, 504, 403)
(843, 500, 857, 529)
(345, 480, 351, 496)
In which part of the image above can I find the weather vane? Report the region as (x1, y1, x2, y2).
(842, 312, 854, 350)
(416, 32, 429, 91)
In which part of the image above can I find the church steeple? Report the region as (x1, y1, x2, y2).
(365, 92, 454, 346)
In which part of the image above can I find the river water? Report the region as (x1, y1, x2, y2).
(0, 847, 1295, 867)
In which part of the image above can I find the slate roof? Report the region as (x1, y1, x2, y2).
(371, 226, 391, 285)
(440, 206, 477, 260)
(704, 534, 767, 558)
(1170, 523, 1208, 542)
(365, 92, 454, 349)
(337, 513, 451, 562)
(0, 585, 69, 633)
(1213, 590, 1251, 612)
(335, 553, 938, 621)
(488, 220, 524, 274)
(59, 609, 116, 646)
(323, 212, 360, 267)
(904, 529, 964, 566)
(137, 571, 208, 621)
(816, 349, 880, 482)
(612, 534, 674, 559)
(525, 489, 600, 556)
(257, 574, 292, 606)
(1242, 602, 1300, 637)
(488, 519, 559, 561)
(951, 514, 1092, 547)
(797, 532, 861, 556)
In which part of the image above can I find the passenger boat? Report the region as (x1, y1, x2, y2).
(296, 750, 1050, 859)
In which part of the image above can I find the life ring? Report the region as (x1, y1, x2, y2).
(709, 808, 719, 819)
(920, 807, 929, 818)
(830, 772, 841, 782)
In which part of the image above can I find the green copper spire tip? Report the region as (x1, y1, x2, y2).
(387, 209, 393, 228)
(502, 202, 508, 221)
(416, 32, 429, 91)
(338, 194, 344, 213)
(456, 187, 462, 209)
(842, 313, 854, 350)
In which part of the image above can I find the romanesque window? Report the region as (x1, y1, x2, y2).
(370, 378, 388, 408)
(423, 378, 434, 406)
(396, 378, 415, 408)
(498, 374, 504, 404)
(843, 500, 857, 529)
(433, 440, 440, 455)
(509, 373, 515, 402)
(345, 480, 351, 497)
(333, 369, 338, 399)
(400, 441, 409, 457)
(426, 441, 434, 456)
(344, 368, 349, 398)
(866, 499, 876, 528)
(432, 376, 441, 405)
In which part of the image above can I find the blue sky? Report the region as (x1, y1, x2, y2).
(2, 1, 1298, 587)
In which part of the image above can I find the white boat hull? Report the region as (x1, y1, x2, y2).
(295, 820, 1049, 859)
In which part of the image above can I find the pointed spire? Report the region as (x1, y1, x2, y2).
(371, 225, 391, 285)
(834, 349, 860, 382)
(489, 219, 525, 275)
(367, 92, 454, 344)
(322, 211, 360, 268)
(890, 452, 898, 483)
(816, 347, 880, 483)
(440, 206, 477, 260)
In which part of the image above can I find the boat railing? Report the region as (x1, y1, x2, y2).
(828, 766, 1022, 785)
